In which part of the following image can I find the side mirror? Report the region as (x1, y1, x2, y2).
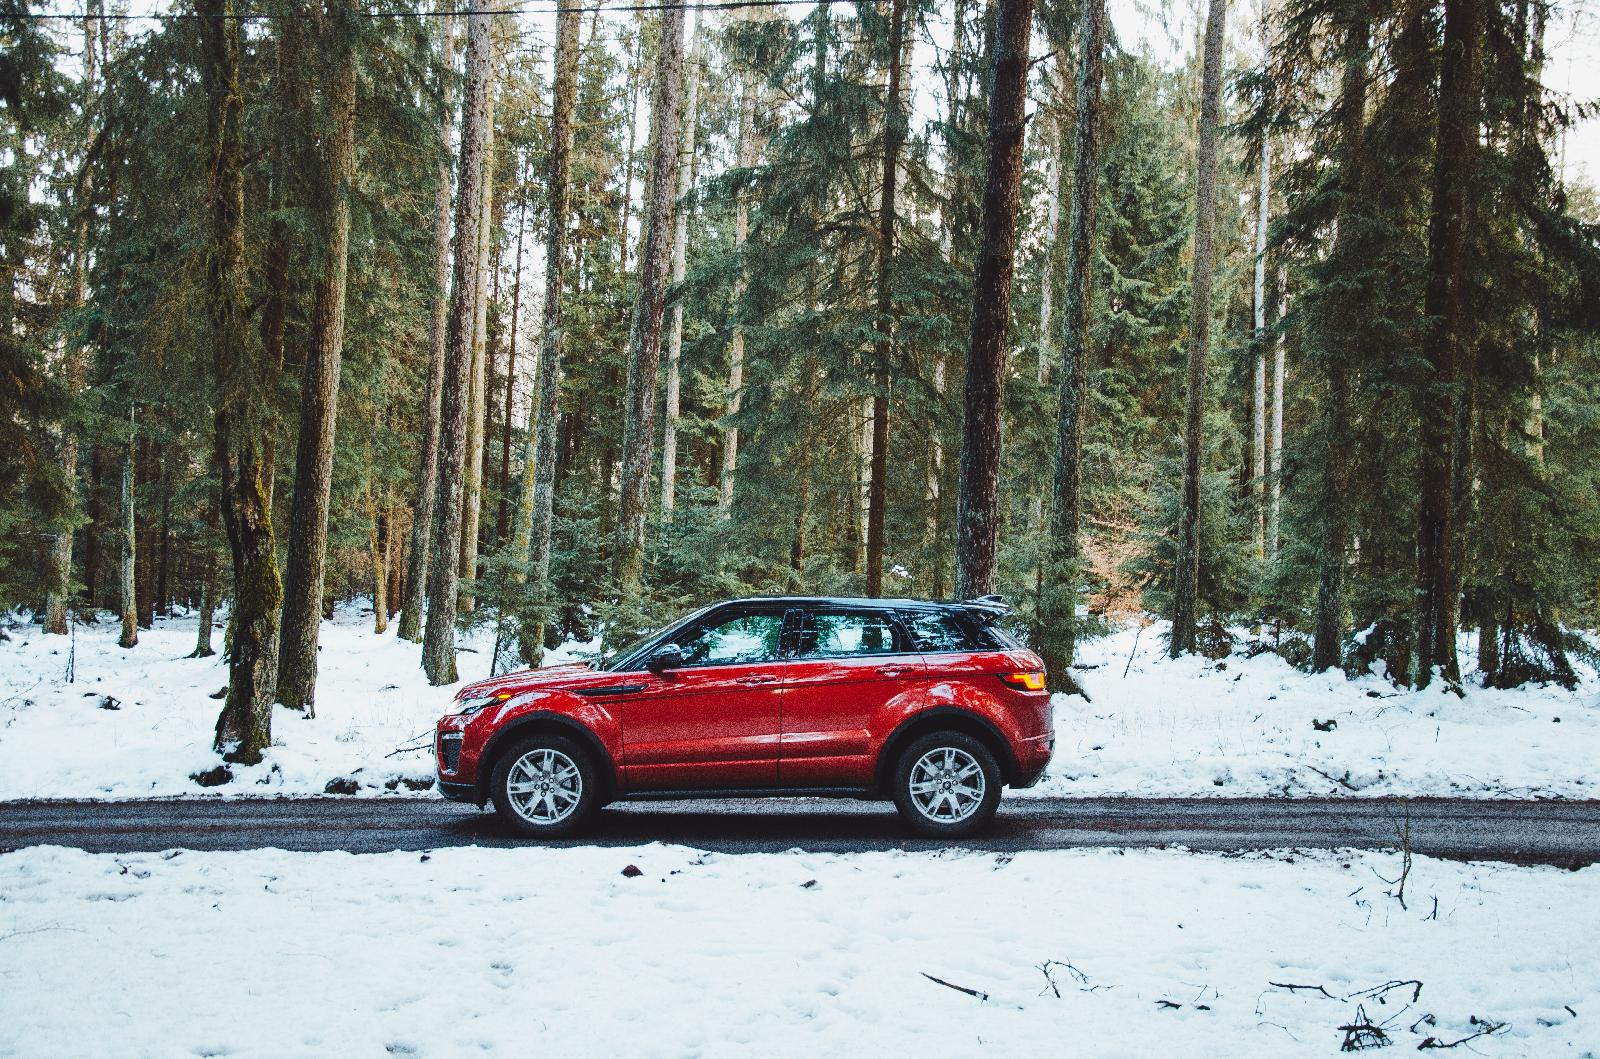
(647, 644, 686, 675)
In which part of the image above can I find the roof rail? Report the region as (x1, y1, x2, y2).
(960, 594, 1012, 617)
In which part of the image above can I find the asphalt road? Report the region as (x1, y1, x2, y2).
(2, 796, 1597, 866)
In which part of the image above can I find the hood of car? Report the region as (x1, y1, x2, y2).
(455, 663, 605, 701)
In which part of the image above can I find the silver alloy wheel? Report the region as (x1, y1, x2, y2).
(504, 748, 584, 825)
(907, 746, 986, 823)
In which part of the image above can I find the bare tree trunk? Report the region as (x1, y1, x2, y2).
(460, 97, 498, 613)
(1036, 0, 1104, 683)
(866, 0, 908, 597)
(953, 0, 1034, 600)
(1311, 13, 1369, 673)
(663, 8, 702, 519)
(191, 509, 220, 659)
(205, 0, 282, 763)
(613, 3, 686, 606)
(117, 409, 137, 649)
(516, 4, 580, 666)
(422, 0, 499, 686)
(399, 8, 456, 643)
(45, 5, 100, 636)
(1170, 0, 1227, 658)
(719, 38, 753, 520)
(278, 0, 358, 716)
(1252, 96, 1269, 560)
(1413, 0, 1479, 687)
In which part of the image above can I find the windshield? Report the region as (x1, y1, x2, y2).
(601, 603, 715, 672)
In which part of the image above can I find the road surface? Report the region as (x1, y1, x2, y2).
(2, 796, 1596, 866)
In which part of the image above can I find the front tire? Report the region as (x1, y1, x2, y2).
(490, 734, 598, 838)
(891, 731, 1003, 838)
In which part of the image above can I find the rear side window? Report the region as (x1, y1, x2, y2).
(796, 610, 905, 658)
(903, 612, 978, 652)
(903, 610, 1024, 653)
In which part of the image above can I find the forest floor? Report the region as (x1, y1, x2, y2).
(0, 605, 1596, 801)
(1, 841, 1595, 1056)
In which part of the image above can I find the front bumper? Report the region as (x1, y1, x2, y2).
(437, 778, 477, 802)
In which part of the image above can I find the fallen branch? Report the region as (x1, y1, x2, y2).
(921, 973, 988, 1002)
(1268, 982, 1340, 1000)
(1303, 765, 1360, 791)
(1418, 1016, 1507, 1049)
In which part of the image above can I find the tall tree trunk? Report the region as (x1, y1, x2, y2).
(277, 0, 357, 715)
(1170, 0, 1228, 658)
(512, 3, 578, 667)
(399, 7, 457, 643)
(1311, 13, 1369, 673)
(953, 0, 1034, 600)
(1251, 101, 1269, 560)
(205, 0, 282, 763)
(720, 56, 752, 520)
(1036, 0, 1104, 684)
(612, 3, 686, 608)
(662, 8, 702, 519)
(1268, 266, 1285, 558)
(422, 0, 499, 686)
(368, 475, 388, 635)
(618, 33, 643, 274)
(1413, 0, 1479, 687)
(866, 0, 908, 597)
(45, 5, 100, 636)
(192, 503, 220, 658)
(460, 97, 498, 613)
(496, 158, 527, 546)
(259, 15, 302, 518)
(117, 409, 137, 649)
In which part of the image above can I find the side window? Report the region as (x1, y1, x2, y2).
(673, 611, 785, 667)
(797, 610, 904, 658)
(904, 612, 978, 653)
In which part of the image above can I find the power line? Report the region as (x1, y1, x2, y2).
(18, 0, 851, 20)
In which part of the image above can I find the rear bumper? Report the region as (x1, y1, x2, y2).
(1011, 732, 1054, 789)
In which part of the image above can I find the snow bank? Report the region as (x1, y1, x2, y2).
(0, 843, 1594, 1056)
(0, 608, 1595, 801)
(1029, 621, 1600, 800)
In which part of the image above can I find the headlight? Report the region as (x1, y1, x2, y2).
(456, 690, 512, 716)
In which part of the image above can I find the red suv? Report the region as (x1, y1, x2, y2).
(435, 596, 1052, 838)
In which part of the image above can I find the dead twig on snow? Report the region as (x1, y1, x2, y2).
(921, 973, 988, 1002)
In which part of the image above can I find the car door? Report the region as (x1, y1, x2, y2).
(618, 605, 789, 791)
(778, 606, 926, 788)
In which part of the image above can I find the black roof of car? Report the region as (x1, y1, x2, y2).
(718, 595, 1012, 616)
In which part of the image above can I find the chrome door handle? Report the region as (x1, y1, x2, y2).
(737, 674, 778, 685)
(877, 666, 909, 677)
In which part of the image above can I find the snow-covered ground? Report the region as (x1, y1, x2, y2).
(1, 843, 1594, 1057)
(0, 606, 1596, 800)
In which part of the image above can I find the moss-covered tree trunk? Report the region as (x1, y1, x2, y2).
(1171, 0, 1227, 658)
(204, 0, 282, 763)
(459, 95, 498, 614)
(399, 7, 457, 644)
(422, 0, 498, 686)
(117, 412, 137, 650)
(1037, 0, 1104, 685)
(953, 0, 1034, 600)
(278, 0, 358, 716)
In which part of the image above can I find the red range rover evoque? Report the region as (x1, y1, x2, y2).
(435, 595, 1053, 838)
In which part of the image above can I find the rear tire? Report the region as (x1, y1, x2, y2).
(490, 734, 598, 839)
(891, 731, 1002, 838)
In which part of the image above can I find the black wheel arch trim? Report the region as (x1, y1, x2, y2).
(875, 706, 1020, 791)
(476, 712, 619, 804)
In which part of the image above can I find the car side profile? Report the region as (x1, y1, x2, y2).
(435, 596, 1053, 838)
